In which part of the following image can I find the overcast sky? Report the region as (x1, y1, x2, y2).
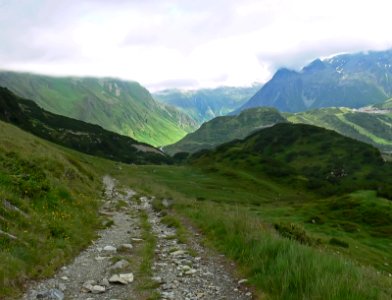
(1, 0, 392, 90)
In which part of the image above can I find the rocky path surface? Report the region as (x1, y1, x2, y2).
(22, 176, 253, 300)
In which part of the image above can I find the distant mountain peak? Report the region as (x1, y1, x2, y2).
(237, 48, 392, 113)
(273, 68, 298, 79)
(302, 59, 327, 73)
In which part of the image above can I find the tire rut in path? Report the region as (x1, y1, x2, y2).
(140, 196, 252, 300)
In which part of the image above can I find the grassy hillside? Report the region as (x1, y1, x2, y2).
(164, 107, 286, 155)
(166, 105, 392, 157)
(287, 107, 392, 152)
(0, 87, 170, 164)
(0, 71, 197, 146)
(113, 162, 392, 299)
(190, 123, 392, 198)
(153, 85, 261, 124)
(0, 120, 103, 298)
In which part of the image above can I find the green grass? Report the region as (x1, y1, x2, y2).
(138, 210, 156, 277)
(1, 115, 391, 299)
(136, 210, 160, 298)
(0, 87, 171, 165)
(164, 107, 286, 155)
(287, 107, 392, 152)
(0, 121, 103, 298)
(113, 164, 392, 299)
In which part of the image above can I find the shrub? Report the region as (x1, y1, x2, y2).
(329, 238, 349, 248)
(274, 223, 314, 245)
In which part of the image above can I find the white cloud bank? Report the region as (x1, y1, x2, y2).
(0, 0, 392, 90)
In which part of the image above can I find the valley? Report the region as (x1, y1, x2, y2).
(153, 85, 261, 124)
(1, 49, 392, 300)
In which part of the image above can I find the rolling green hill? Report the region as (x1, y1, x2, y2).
(164, 107, 287, 155)
(167, 104, 392, 156)
(190, 123, 392, 198)
(153, 85, 261, 124)
(0, 87, 170, 164)
(0, 71, 197, 146)
(287, 108, 392, 152)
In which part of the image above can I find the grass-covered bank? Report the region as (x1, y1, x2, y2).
(180, 202, 390, 299)
(0, 121, 103, 298)
(113, 164, 392, 299)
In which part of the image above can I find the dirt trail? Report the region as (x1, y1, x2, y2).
(22, 176, 252, 300)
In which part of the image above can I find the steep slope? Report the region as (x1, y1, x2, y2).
(0, 72, 197, 146)
(153, 85, 261, 124)
(191, 123, 392, 198)
(287, 108, 392, 152)
(373, 97, 392, 110)
(238, 49, 392, 113)
(0, 120, 103, 297)
(163, 107, 286, 155)
(0, 87, 170, 164)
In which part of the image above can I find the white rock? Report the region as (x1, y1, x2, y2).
(184, 268, 197, 275)
(132, 238, 143, 242)
(178, 265, 191, 271)
(238, 279, 248, 285)
(170, 250, 186, 256)
(91, 285, 106, 294)
(118, 243, 133, 251)
(119, 273, 134, 283)
(152, 276, 163, 283)
(109, 259, 129, 270)
(101, 277, 110, 287)
(60, 276, 69, 281)
(82, 280, 95, 292)
(95, 256, 107, 261)
(109, 274, 127, 285)
(103, 245, 117, 252)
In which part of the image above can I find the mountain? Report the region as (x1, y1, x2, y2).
(163, 107, 286, 155)
(0, 87, 170, 164)
(373, 97, 392, 110)
(286, 107, 392, 152)
(190, 123, 392, 198)
(165, 103, 392, 155)
(153, 85, 261, 124)
(238, 49, 392, 113)
(0, 71, 197, 146)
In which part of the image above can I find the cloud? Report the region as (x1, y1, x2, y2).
(1, 0, 392, 90)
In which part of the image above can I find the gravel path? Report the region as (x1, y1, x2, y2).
(22, 176, 253, 300)
(141, 196, 252, 300)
